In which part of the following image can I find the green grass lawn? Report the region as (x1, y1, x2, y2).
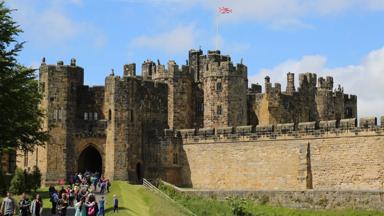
(104, 181, 188, 216)
(158, 183, 384, 216)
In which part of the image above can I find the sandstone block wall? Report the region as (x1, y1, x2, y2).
(181, 140, 308, 190)
(180, 131, 384, 190)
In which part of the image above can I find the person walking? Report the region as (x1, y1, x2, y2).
(18, 193, 30, 216)
(113, 195, 118, 213)
(30, 194, 43, 216)
(0, 192, 16, 216)
(97, 197, 105, 216)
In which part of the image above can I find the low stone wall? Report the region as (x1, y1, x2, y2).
(162, 181, 384, 210)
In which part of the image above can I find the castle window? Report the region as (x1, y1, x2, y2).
(94, 112, 98, 120)
(58, 109, 62, 120)
(217, 105, 222, 115)
(54, 109, 58, 120)
(216, 82, 222, 92)
(345, 107, 353, 118)
(24, 151, 28, 168)
(89, 112, 93, 121)
(8, 151, 16, 173)
(130, 110, 134, 122)
(173, 153, 178, 164)
(108, 109, 112, 121)
(84, 112, 88, 120)
(197, 103, 204, 114)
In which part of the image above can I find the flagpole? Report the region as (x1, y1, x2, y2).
(216, 13, 219, 50)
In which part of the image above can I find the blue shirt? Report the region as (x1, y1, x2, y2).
(113, 198, 118, 207)
(98, 200, 105, 209)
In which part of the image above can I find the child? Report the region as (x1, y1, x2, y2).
(113, 195, 118, 213)
(98, 196, 105, 216)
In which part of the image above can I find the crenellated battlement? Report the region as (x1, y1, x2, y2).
(162, 116, 384, 143)
(151, 60, 192, 81)
(299, 72, 317, 89)
(202, 58, 247, 78)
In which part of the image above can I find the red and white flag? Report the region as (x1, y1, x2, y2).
(218, 7, 232, 14)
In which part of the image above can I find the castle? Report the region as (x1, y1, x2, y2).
(15, 50, 384, 191)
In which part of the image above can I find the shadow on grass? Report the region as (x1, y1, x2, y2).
(105, 207, 135, 214)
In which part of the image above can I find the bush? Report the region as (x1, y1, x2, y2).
(31, 166, 42, 192)
(227, 197, 252, 216)
(9, 168, 26, 194)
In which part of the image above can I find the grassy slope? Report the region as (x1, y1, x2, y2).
(105, 181, 187, 216)
(159, 183, 384, 216)
(3, 182, 188, 216)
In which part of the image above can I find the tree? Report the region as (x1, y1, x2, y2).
(8, 168, 26, 195)
(0, 165, 5, 194)
(0, 2, 49, 154)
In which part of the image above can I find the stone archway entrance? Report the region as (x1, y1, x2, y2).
(136, 162, 143, 184)
(78, 146, 102, 173)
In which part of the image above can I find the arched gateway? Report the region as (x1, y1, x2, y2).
(78, 146, 102, 173)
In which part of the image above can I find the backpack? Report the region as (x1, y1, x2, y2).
(87, 205, 95, 215)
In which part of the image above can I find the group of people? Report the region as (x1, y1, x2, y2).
(48, 171, 113, 216)
(1, 171, 118, 216)
(0, 192, 42, 216)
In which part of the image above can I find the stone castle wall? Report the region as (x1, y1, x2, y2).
(14, 50, 364, 191)
(176, 127, 384, 190)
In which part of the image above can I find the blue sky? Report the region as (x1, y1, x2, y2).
(6, 0, 384, 118)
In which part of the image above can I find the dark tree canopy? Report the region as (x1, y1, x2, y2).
(0, 1, 49, 153)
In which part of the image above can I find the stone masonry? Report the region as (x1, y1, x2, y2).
(15, 49, 384, 194)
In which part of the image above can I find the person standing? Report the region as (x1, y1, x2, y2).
(86, 194, 98, 216)
(50, 190, 59, 215)
(18, 193, 31, 216)
(30, 194, 43, 216)
(74, 197, 86, 216)
(0, 192, 16, 216)
(97, 196, 105, 216)
(57, 193, 69, 216)
(113, 195, 118, 213)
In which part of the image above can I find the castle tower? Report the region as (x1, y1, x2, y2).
(142, 60, 156, 80)
(124, 63, 136, 77)
(286, 72, 295, 95)
(298, 73, 318, 122)
(202, 51, 248, 128)
(36, 58, 84, 184)
(325, 76, 333, 90)
(104, 74, 168, 182)
(316, 76, 335, 120)
(188, 49, 203, 82)
(265, 76, 272, 94)
(152, 60, 194, 129)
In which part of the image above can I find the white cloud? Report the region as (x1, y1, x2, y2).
(7, 0, 104, 48)
(131, 25, 197, 54)
(249, 47, 384, 118)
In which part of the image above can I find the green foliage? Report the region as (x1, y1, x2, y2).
(0, 165, 5, 194)
(8, 168, 26, 194)
(227, 197, 252, 216)
(7, 167, 41, 195)
(158, 182, 384, 216)
(30, 166, 42, 192)
(0, 1, 49, 153)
